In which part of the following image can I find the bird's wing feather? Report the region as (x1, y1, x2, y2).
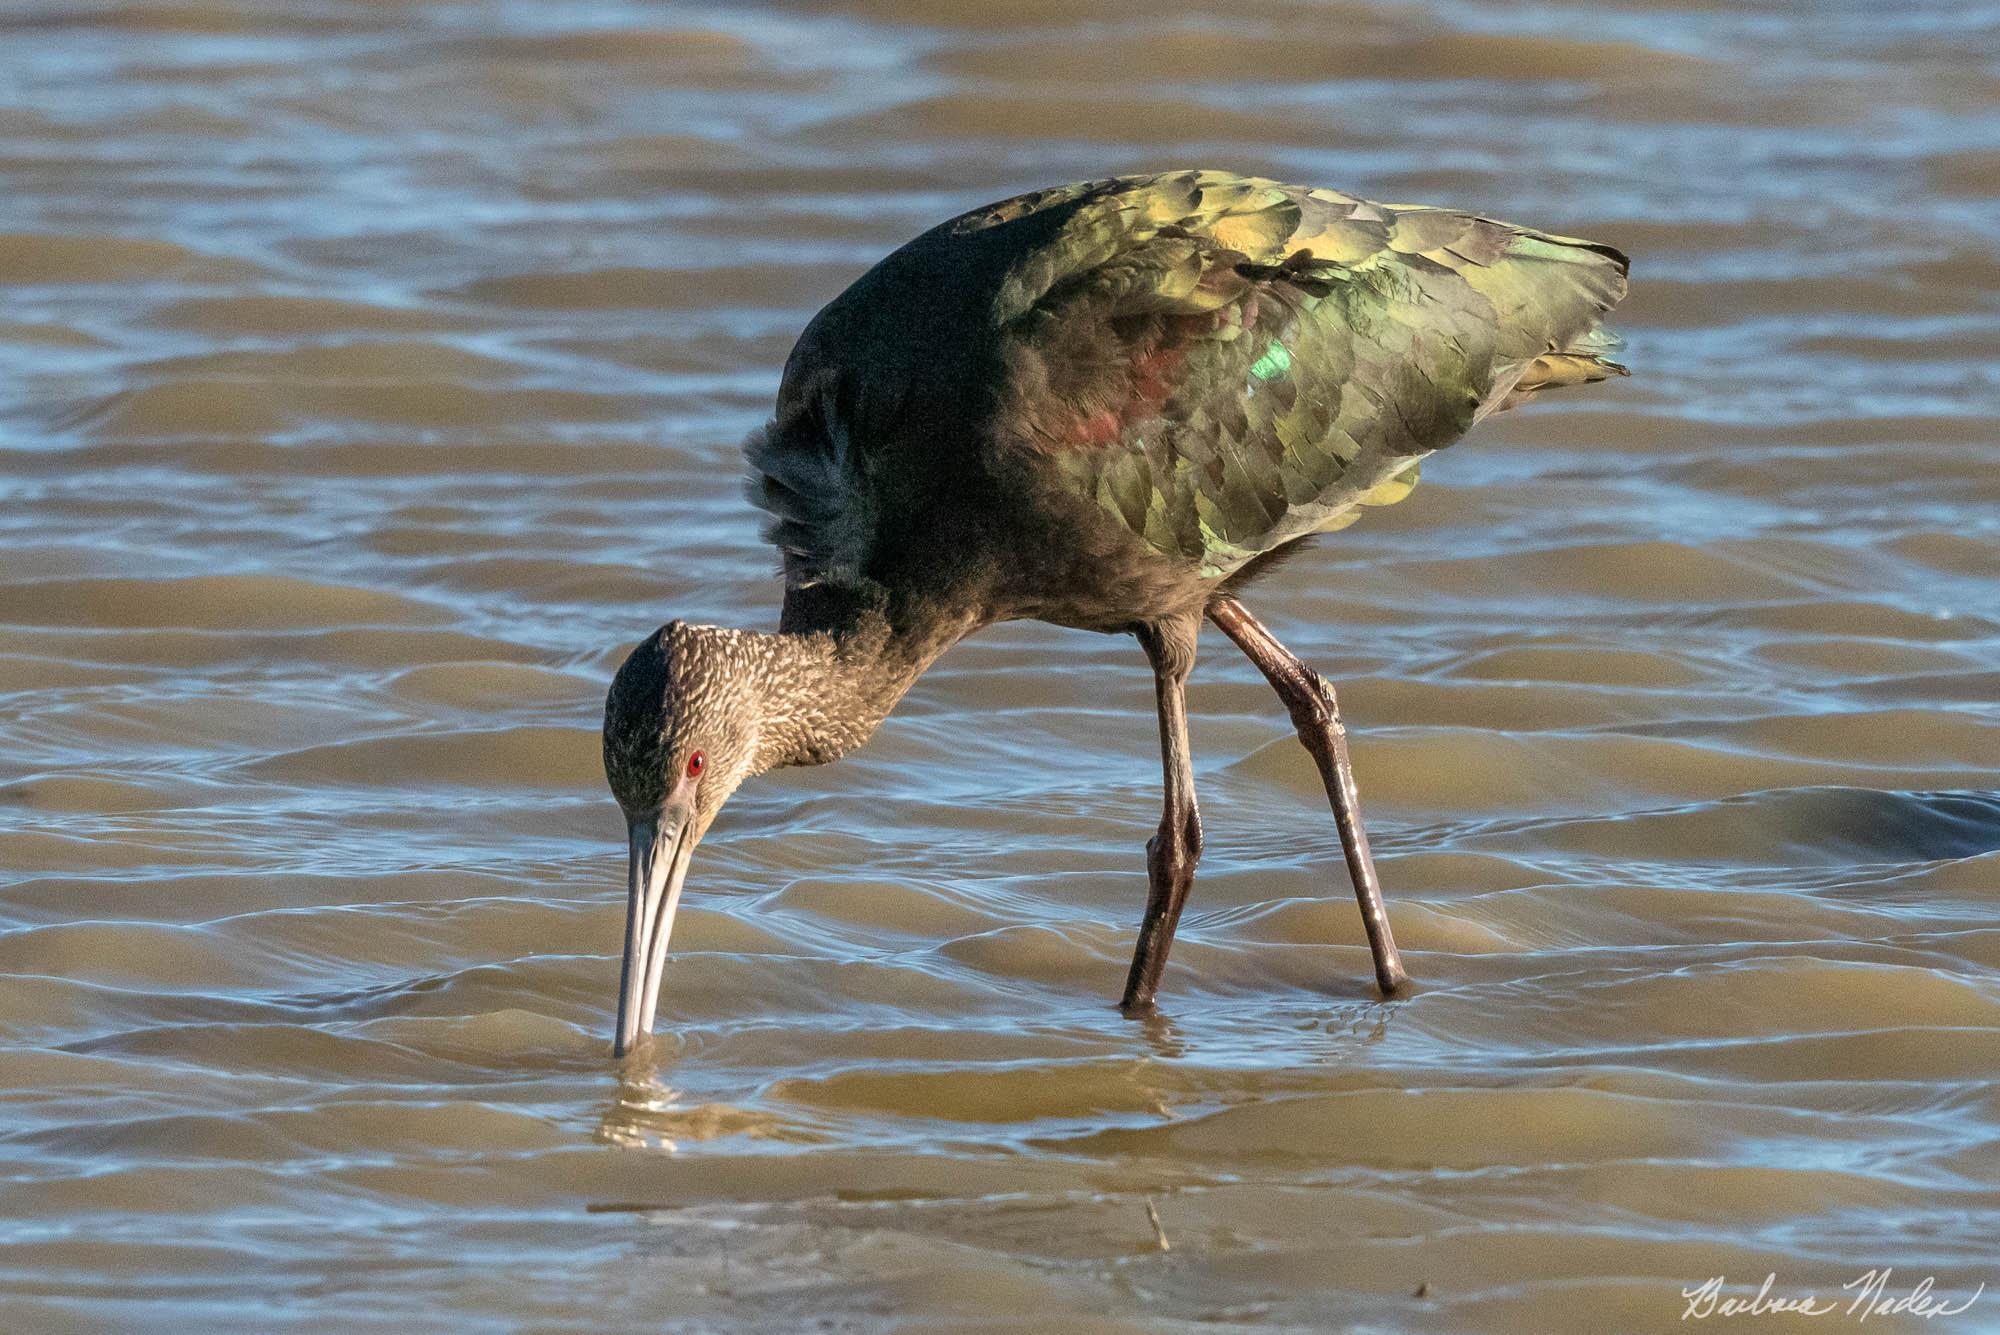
(745, 170, 1629, 588)
(978, 170, 1629, 576)
(745, 384, 871, 589)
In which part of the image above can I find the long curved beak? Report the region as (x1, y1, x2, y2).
(615, 807, 696, 1056)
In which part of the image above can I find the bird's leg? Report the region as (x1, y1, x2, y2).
(1119, 616, 1203, 1015)
(1207, 596, 1408, 996)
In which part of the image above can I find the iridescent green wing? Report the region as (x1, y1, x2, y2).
(975, 170, 1628, 576)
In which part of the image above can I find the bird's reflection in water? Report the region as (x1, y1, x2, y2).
(1123, 1002, 1394, 1121)
(598, 1047, 683, 1152)
(1131, 1010, 1189, 1121)
(596, 998, 1400, 1151)
(1135, 1009, 1188, 1064)
(597, 1044, 822, 1153)
(1128, 996, 1402, 1120)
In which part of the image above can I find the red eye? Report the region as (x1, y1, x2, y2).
(686, 751, 705, 779)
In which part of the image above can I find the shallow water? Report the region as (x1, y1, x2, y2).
(3, 0, 1998, 1330)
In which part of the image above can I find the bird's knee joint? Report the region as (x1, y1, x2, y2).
(1151, 812, 1202, 864)
(1285, 672, 1341, 736)
(1288, 699, 1334, 737)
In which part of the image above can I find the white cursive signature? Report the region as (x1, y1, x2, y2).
(1681, 1270, 1985, 1322)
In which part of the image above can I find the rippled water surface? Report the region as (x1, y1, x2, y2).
(4, 1, 1999, 1330)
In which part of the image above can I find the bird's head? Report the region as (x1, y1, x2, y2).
(602, 621, 763, 1055)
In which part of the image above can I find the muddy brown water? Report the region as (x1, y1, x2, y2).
(2, 1, 1997, 1331)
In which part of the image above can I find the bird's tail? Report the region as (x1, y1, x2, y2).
(1470, 231, 1631, 422)
(1477, 322, 1629, 420)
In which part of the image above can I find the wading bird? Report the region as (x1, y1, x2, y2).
(603, 170, 1628, 1055)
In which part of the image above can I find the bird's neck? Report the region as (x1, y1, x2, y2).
(748, 583, 975, 773)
